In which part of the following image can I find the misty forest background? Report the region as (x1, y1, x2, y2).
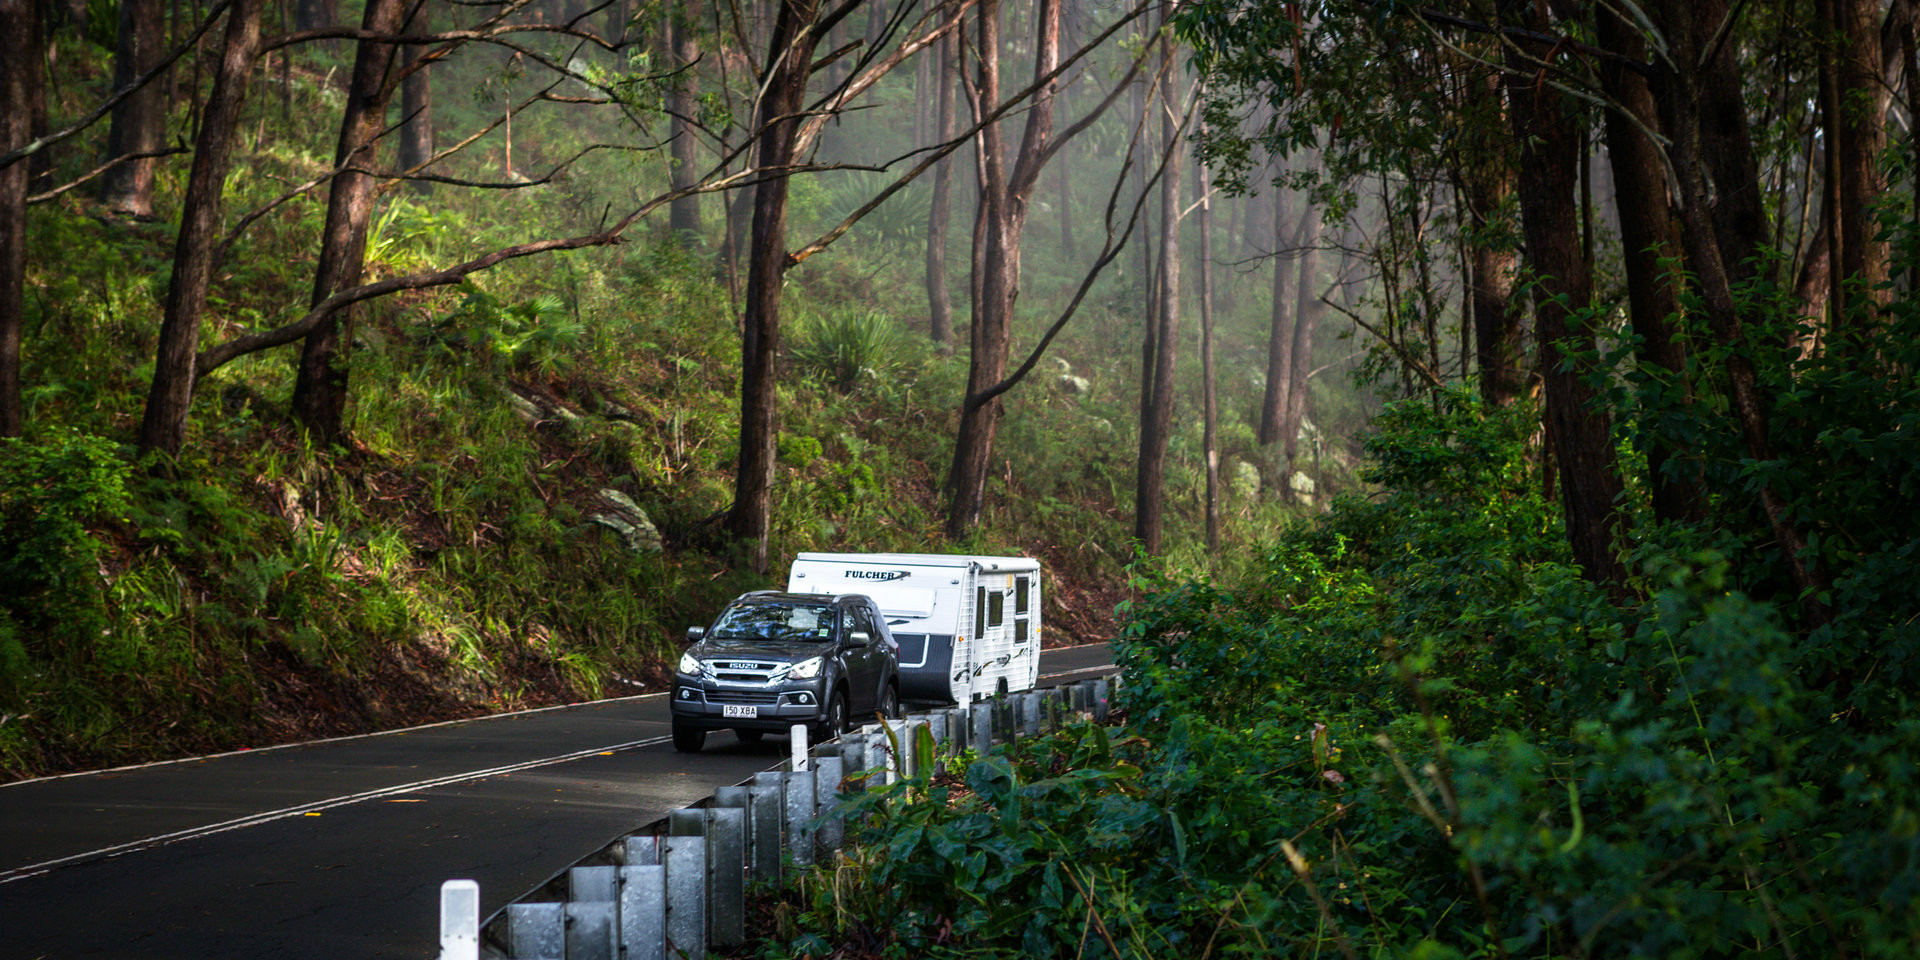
(5, 0, 1920, 952)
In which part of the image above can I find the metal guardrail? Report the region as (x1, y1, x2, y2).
(436, 676, 1115, 960)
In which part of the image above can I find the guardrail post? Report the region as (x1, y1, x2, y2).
(506, 902, 563, 959)
(438, 879, 480, 960)
(618, 864, 666, 960)
(708, 805, 746, 947)
(663, 831, 706, 960)
(570, 865, 618, 903)
(623, 834, 660, 866)
(812, 754, 845, 857)
(1093, 678, 1110, 722)
(747, 773, 784, 882)
(863, 729, 889, 790)
(972, 701, 993, 752)
(566, 901, 616, 960)
(784, 769, 816, 867)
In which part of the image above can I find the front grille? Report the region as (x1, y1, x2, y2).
(706, 689, 780, 705)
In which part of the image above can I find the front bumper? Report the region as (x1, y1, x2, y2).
(669, 679, 828, 731)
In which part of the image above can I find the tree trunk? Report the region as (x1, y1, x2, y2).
(1282, 218, 1320, 482)
(0, 0, 37, 438)
(1692, 0, 1767, 287)
(667, 9, 702, 238)
(944, 0, 1062, 538)
(98, 0, 166, 218)
(1197, 151, 1220, 552)
(397, 1, 433, 194)
(1132, 24, 1180, 554)
(1504, 12, 1629, 595)
(1258, 188, 1303, 446)
(1650, 0, 1831, 622)
(293, 0, 333, 34)
(1056, 139, 1073, 261)
(137, 0, 263, 456)
(725, 0, 820, 571)
(1459, 63, 1524, 406)
(1828, 0, 1891, 320)
(926, 12, 956, 348)
(290, 0, 406, 446)
(1596, 3, 1702, 525)
(25, 0, 46, 193)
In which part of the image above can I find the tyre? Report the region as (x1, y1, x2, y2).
(734, 728, 764, 743)
(672, 722, 706, 753)
(878, 682, 900, 720)
(813, 690, 848, 743)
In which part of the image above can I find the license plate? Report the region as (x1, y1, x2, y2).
(722, 705, 759, 719)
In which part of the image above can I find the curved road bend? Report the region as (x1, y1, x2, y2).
(0, 642, 1114, 960)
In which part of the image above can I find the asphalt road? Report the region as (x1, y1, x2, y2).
(0, 642, 1115, 960)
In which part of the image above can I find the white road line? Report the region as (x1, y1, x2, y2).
(1040, 664, 1118, 680)
(0, 734, 672, 885)
(2, 691, 670, 788)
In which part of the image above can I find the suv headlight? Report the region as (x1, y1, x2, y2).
(787, 656, 824, 680)
(677, 652, 705, 677)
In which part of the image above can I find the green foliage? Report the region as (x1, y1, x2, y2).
(789, 308, 903, 391)
(0, 430, 132, 668)
(770, 384, 1920, 957)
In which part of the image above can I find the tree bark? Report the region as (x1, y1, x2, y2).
(1258, 188, 1306, 446)
(725, 0, 821, 571)
(1282, 218, 1320, 482)
(667, 8, 702, 238)
(1827, 0, 1891, 321)
(926, 11, 956, 347)
(1596, 3, 1702, 525)
(1504, 11, 1629, 595)
(944, 0, 1062, 537)
(289, 0, 405, 447)
(98, 0, 166, 218)
(396, 0, 433, 194)
(1132, 20, 1180, 554)
(138, 0, 263, 456)
(1196, 150, 1220, 552)
(1650, 0, 1831, 623)
(0, 0, 37, 438)
(1458, 62, 1524, 406)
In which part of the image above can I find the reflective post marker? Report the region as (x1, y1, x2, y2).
(438, 880, 479, 960)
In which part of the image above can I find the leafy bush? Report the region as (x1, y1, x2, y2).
(0, 429, 132, 671)
(764, 387, 1920, 958)
(790, 308, 902, 390)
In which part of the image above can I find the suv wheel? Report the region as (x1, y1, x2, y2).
(878, 682, 899, 720)
(814, 690, 848, 743)
(672, 722, 705, 753)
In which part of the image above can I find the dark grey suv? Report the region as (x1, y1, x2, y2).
(669, 591, 901, 752)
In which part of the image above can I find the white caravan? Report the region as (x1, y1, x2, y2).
(786, 552, 1041, 703)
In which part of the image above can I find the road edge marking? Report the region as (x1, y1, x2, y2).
(0, 734, 672, 884)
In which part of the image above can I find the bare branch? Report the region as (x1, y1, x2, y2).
(193, 170, 755, 379)
(964, 57, 1195, 414)
(788, 0, 1153, 265)
(0, 0, 232, 170)
(27, 148, 189, 205)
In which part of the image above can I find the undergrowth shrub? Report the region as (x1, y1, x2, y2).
(763, 387, 1920, 958)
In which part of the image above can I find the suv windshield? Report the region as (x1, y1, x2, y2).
(709, 601, 837, 642)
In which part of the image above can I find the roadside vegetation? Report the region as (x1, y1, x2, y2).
(753, 318, 1920, 955)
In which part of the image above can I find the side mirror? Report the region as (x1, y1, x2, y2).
(847, 630, 871, 648)
(684, 626, 706, 643)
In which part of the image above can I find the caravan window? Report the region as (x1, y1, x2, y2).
(975, 587, 986, 638)
(988, 591, 1004, 628)
(1015, 618, 1029, 643)
(1015, 578, 1030, 615)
